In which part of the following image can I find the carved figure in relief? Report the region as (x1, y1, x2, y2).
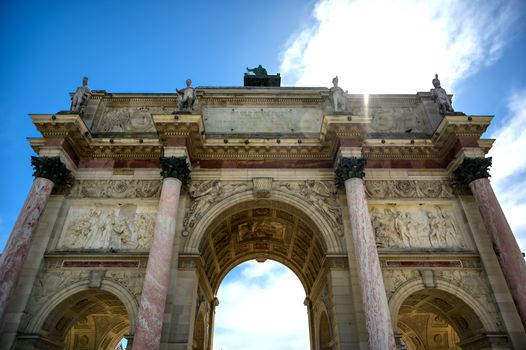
(370, 206, 464, 249)
(59, 207, 155, 250)
(70, 76, 91, 113)
(176, 79, 196, 112)
(329, 76, 348, 113)
(394, 211, 412, 247)
(431, 74, 454, 116)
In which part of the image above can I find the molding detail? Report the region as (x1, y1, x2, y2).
(335, 157, 367, 182)
(454, 157, 492, 185)
(365, 180, 453, 199)
(160, 156, 191, 183)
(31, 156, 72, 185)
(70, 180, 161, 198)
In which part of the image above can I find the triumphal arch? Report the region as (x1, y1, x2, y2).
(1, 71, 526, 350)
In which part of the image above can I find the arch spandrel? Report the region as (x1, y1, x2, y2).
(183, 184, 345, 256)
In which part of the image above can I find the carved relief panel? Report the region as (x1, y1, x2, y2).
(57, 203, 157, 250)
(369, 204, 468, 249)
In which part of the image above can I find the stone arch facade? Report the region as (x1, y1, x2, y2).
(26, 279, 138, 335)
(18, 280, 136, 350)
(388, 276, 505, 349)
(172, 183, 356, 349)
(184, 185, 345, 255)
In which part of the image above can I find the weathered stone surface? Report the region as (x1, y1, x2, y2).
(470, 178, 526, 331)
(344, 177, 396, 349)
(0, 178, 54, 321)
(133, 177, 182, 350)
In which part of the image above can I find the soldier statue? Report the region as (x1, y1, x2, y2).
(70, 76, 91, 113)
(176, 79, 196, 112)
(329, 76, 348, 113)
(431, 74, 454, 116)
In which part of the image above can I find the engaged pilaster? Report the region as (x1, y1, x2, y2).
(336, 157, 396, 350)
(0, 156, 71, 321)
(133, 156, 190, 350)
(455, 157, 526, 331)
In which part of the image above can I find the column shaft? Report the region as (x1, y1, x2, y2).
(0, 177, 54, 320)
(470, 178, 526, 330)
(133, 177, 182, 350)
(345, 178, 396, 350)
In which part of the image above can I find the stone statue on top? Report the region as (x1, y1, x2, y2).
(176, 79, 196, 112)
(329, 76, 348, 113)
(431, 74, 454, 116)
(70, 76, 91, 113)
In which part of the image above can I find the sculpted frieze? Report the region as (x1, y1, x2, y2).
(57, 204, 156, 250)
(70, 180, 162, 198)
(105, 270, 145, 301)
(365, 180, 453, 199)
(183, 180, 249, 236)
(93, 106, 172, 133)
(370, 205, 466, 249)
(279, 180, 343, 237)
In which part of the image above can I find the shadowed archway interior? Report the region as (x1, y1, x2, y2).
(38, 289, 129, 350)
(398, 289, 487, 350)
(200, 199, 328, 294)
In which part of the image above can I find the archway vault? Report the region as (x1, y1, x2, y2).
(199, 199, 328, 294)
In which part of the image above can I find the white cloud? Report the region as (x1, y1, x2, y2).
(280, 0, 521, 93)
(489, 89, 526, 253)
(213, 260, 309, 350)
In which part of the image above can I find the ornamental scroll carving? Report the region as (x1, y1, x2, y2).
(70, 180, 162, 198)
(370, 205, 466, 249)
(182, 180, 249, 236)
(365, 180, 453, 199)
(57, 204, 156, 250)
(279, 180, 343, 237)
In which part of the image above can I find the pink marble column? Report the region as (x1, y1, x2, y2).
(455, 156, 526, 331)
(470, 178, 526, 330)
(133, 157, 190, 350)
(0, 156, 70, 322)
(337, 157, 396, 350)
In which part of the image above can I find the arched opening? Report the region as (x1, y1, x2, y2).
(212, 260, 309, 349)
(318, 311, 332, 350)
(397, 289, 488, 350)
(35, 289, 130, 349)
(190, 199, 333, 350)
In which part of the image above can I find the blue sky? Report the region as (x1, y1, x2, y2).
(1, 0, 526, 348)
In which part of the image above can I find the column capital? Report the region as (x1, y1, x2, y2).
(453, 157, 492, 185)
(31, 156, 72, 185)
(160, 156, 191, 183)
(335, 157, 367, 182)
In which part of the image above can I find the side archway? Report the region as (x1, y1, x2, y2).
(389, 279, 499, 349)
(24, 280, 138, 349)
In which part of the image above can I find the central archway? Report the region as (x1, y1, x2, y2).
(213, 260, 310, 349)
(188, 197, 344, 350)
